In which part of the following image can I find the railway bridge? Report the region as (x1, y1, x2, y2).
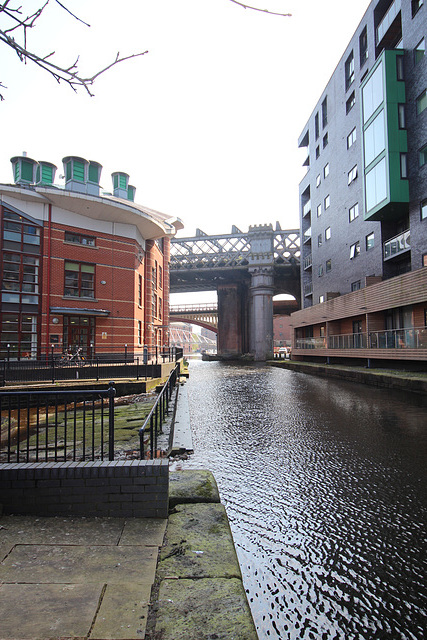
(170, 223, 300, 360)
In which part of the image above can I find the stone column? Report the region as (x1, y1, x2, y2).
(249, 266, 274, 361)
(217, 284, 244, 357)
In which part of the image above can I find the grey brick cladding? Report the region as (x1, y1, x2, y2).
(0, 459, 169, 518)
(299, 0, 427, 309)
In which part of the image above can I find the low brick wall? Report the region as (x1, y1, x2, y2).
(0, 460, 169, 518)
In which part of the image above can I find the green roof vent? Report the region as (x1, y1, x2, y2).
(10, 155, 38, 185)
(111, 171, 130, 199)
(87, 161, 103, 196)
(62, 156, 89, 194)
(35, 161, 57, 186)
(127, 185, 136, 202)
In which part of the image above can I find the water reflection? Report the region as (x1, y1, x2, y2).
(182, 360, 427, 640)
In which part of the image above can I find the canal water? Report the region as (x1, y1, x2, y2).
(180, 359, 427, 640)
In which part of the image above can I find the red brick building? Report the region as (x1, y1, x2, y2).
(0, 155, 183, 359)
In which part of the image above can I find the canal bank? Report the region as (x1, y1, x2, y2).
(269, 359, 427, 394)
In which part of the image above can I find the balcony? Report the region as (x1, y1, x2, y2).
(302, 200, 311, 217)
(295, 327, 427, 351)
(376, 0, 402, 47)
(383, 230, 410, 261)
(303, 227, 312, 244)
(303, 282, 313, 297)
(303, 254, 312, 270)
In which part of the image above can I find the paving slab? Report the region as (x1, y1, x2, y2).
(169, 469, 220, 507)
(158, 503, 241, 579)
(155, 578, 258, 640)
(0, 515, 125, 546)
(90, 582, 151, 639)
(0, 582, 103, 639)
(119, 518, 167, 546)
(0, 544, 157, 584)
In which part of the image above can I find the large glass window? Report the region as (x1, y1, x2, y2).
(2, 209, 41, 246)
(2, 253, 39, 303)
(64, 231, 95, 246)
(415, 38, 425, 64)
(64, 262, 95, 298)
(419, 144, 427, 167)
(1, 313, 37, 358)
(365, 157, 387, 211)
(364, 110, 386, 166)
(362, 62, 384, 123)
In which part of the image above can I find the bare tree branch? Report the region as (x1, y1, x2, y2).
(0, 0, 148, 99)
(228, 0, 291, 17)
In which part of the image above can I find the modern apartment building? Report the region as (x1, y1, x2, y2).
(0, 154, 183, 360)
(293, 0, 427, 367)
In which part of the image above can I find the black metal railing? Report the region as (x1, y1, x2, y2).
(0, 383, 116, 463)
(139, 363, 180, 459)
(0, 347, 184, 386)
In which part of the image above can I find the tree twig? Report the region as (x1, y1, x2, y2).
(228, 0, 291, 16)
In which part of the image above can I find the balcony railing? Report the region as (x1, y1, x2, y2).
(376, 0, 401, 45)
(295, 327, 427, 351)
(302, 200, 311, 217)
(383, 230, 410, 260)
(303, 254, 312, 270)
(303, 282, 313, 297)
(303, 227, 312, 244)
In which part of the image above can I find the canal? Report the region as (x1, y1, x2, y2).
(180, 359, 427, 640)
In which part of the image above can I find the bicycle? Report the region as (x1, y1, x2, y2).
(57, 346, 85, 365)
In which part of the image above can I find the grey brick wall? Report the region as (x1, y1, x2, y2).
(0, 459, 169, 518)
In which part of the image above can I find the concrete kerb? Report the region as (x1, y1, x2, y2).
(145, 470, 259, 640)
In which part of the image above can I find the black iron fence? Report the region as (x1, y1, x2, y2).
(0, 347, 183, 386)
(139, 363, 179, 459)
(0, 383, 116, 463)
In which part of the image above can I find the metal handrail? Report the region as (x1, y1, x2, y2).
(139, 363, 180, 459)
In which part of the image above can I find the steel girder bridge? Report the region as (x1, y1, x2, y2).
(170, 224, 300, 360)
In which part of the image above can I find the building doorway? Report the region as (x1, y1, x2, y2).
(63, 316, 95, 356)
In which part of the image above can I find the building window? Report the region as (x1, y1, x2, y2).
(159, 265, 163, 289)
(316, 146, 320, 159)
(412, 0, 424, 18)
(349, 203, 359, 222)
(365, 157, 387, 212)
(316, 174, 321, 187)
(138, 320, 142, 345)
(423, 254, 427, 267)
(347, 127, 357, 149)
(345, 51, 355, 90)
(2, 252, 40, 306)
(350, 241, 360, 259)
(324, 195, 330, 210)
(322, 97, 328, 128)
(419, 144, 427, 167)
(64, 231, 95, 246)
(416, 90, 427, 115)
(3, 216, 40, 246)
(1, 313, 38, 359)
(366, 232, 375, 251)
(318, 234, 323, 247)
(152, 293, 157, 319)
(323, 163, 330, 178)
(401, 153, 408, 178)
(359, 26, 368, 67)
(325, 226, 331, 240)
(415, 38, 425, 64)
(318, 265, 324, 277)
(348, 165, 358, 184)
(64, 262, 95, 298)
(362, 61, 384, 124)
(323, 133, 328, 148)
(346, 92, 355, 114)
(396, 55, 404, 81)
(421, 199, 427, 220)
(319, 295, 325, 304)
(138, 274, 142, 307)
(159, 298, 162, 320)
(398, 104, 406, 129)
(364, 110, 385, 167)
(351, 281, 361, 291)
(326, 259, 332, 273)
(315, 112, 320, 139)
(317, 204, 322, 217)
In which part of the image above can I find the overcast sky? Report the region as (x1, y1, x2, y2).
(1, 0, 371, 303)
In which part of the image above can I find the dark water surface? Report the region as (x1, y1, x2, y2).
(180, 360, 427, 640)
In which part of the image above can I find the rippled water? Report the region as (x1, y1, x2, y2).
(180, 360, 427, 640)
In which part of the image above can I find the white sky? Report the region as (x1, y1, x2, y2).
(1, 0, 371, 304)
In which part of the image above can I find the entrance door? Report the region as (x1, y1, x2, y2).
(353, 320, 363, 348)
(63, 316, 95, 356)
